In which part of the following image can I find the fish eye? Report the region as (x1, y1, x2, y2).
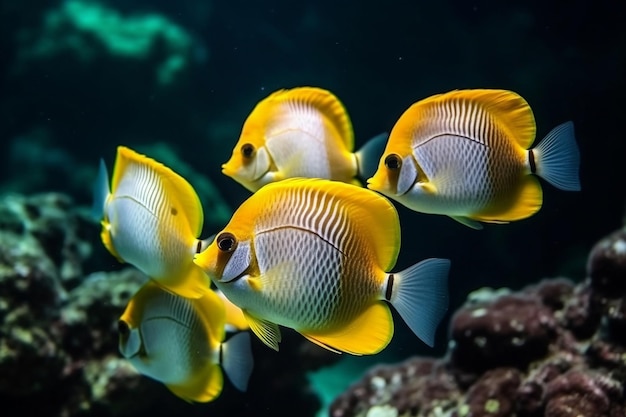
(384, 154, 402, 170)
(241, 143, 255, 159)
(117, 320, 130, 337)
(216, 232, 237, 252)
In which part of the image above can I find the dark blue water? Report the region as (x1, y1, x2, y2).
(0, 1, 624, 416)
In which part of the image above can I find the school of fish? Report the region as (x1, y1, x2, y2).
(93, 87, 580, 402)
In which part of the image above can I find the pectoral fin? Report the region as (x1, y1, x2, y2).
(243, 310, 281, 351)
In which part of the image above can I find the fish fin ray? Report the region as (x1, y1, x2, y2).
(221, 332, 254, 391)
(301, 302, 393, 355)
(243, 310, 281, 351)
(389, 258, 450, 347)
(449, 216, 483, 229)
(532, 121, 581, 191)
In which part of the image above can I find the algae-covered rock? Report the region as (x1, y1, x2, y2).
(330, 226, 626, 417)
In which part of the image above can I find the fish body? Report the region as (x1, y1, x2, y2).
(118, 281, 253, 403)
(93, 146, 210, 298)
(222, 87, 386, 191)
(194, 178, 449, 355)
(367, 89, 580, 229)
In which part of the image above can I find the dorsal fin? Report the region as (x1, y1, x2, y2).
(113, 146, 204, 238)
(271, 87, 354, 150)
(247, 178, 400, 271)
(398, 89, 536, 151)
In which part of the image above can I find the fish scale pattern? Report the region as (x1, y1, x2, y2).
(249, 184, 383, 332)
(254, 229, 343, 330)
(407, 95, 527, 215)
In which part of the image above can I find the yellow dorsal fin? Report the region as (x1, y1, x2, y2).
(255, 178, 400, 271)
(423, 89, 536, 149)
(114, 146, 204, 238)
(472, 176, 543, 223)
(301, 302, 393, 355)
(274, 87, 354, 150)
(166, 363, 223, 403)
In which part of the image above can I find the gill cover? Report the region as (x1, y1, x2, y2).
(215, 232, 252, 283)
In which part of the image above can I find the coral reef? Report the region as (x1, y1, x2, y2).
(0, 192, 149, 416)
(0, 192, 329, 417)
(330, 226, 626, 417)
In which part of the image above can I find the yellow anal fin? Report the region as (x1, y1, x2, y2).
(301, 302, 393, 355)
(472, 176, 542, 223)
(243, 310, 281, 351)
(166, 363, 223, 403)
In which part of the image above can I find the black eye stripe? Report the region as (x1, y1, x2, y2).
(384, 154, 402, 170)
(217, 232, 237, 252)
(241, 143, 255, 158)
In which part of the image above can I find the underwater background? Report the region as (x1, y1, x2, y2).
(1, 0, 625, 416)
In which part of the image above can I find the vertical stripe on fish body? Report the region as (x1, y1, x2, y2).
(368, 89, 580, 228)
(250, 185, 384, 330)
(194, 178, 450, 355)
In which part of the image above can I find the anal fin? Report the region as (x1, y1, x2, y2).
(472, 176, 542, 223)
(300, 302, 393, 355)
(166, 363, 223, 403)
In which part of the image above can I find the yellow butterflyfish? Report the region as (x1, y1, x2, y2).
(222, 86, 387, 192)
(194, 178, 450, 355)
(118, 281, 253, 402)
(367, 89, 581, 229)
(93, 146, 211, 298)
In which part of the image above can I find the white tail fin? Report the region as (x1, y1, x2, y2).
(532, 121, 580, 191)
(387, 258, 450, 347)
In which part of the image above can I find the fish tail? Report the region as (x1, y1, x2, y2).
(531, 121, 581, 191)
(91, 158, 110, 221)
(220, 332, 254, 391)
(355, 132, 389, 181)
(386, 258, 450, 347)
